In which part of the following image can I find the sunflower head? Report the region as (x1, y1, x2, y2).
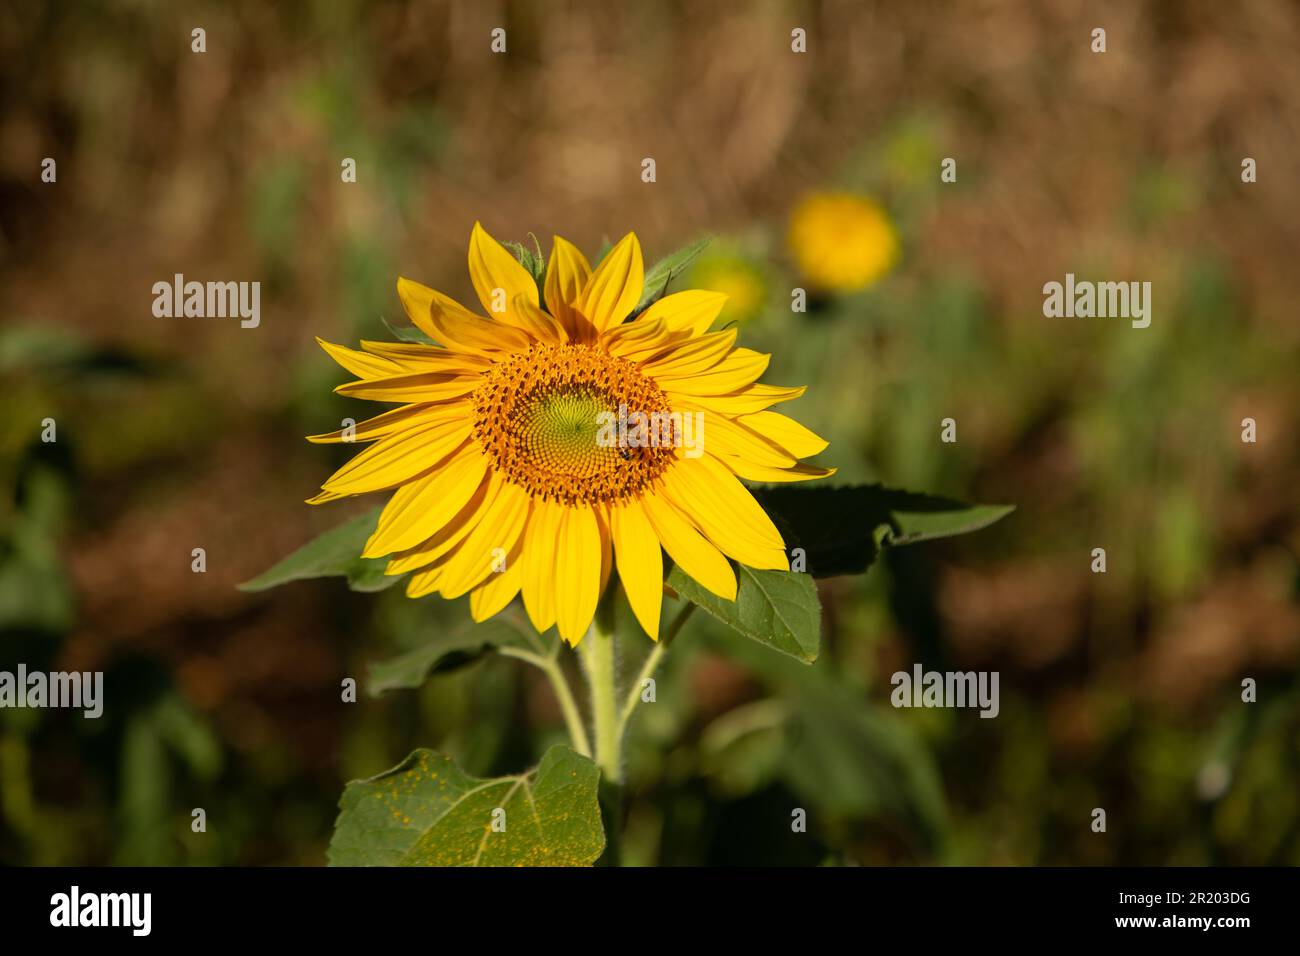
(787, 192, 899, 293)
(310, 223, 833, 646)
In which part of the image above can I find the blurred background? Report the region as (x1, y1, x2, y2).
(2, 0, 1299, 866)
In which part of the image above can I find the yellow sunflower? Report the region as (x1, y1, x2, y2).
(788, 192, 899, 293)
(309, 223, 833, 645)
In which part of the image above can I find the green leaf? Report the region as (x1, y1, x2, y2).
(382, 316, 437, 345)
(328, 745, 605, 866)
(504, 236, 546, 291)
(668, 564, 820, 663)
(754, 484, 1014, 578)
(367, 615, 540, 695)
(634, 236, 711, 312)
(238, 506, 400, 593)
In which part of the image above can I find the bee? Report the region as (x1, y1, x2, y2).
(618, 447, 633, 461)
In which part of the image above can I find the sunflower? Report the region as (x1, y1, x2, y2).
(309, 223, 833, 645)
(788, 192, 899, 293)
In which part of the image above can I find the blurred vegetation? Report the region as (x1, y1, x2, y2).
(2, 0, 1299, 865)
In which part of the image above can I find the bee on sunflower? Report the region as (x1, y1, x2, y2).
(309, 223, 833, 647)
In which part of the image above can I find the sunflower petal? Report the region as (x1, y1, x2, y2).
(468, 221, 540, 324)
(553, 505, 602, 645)
(736, 410, 829, 458)
(511, 294, 568, 344)
(320, 417, 472, 495)
(544, 235, 593, 337)
(363, 444, 487, 557)
(469, 541, 525, 621)
(637, 290, 728, 337)
(641, 328, 738, 376)
(670, 383, 805, 415)
(658, 348, 770, 396)
(610, 499, 663, 639)
(658, 456, 787, 570)
(641, 489, 737, 601)
(307, 402, 463, 444)
(425, 289, 533, 356)
(396, 277, 444, 341)
(578, 232, 643, 334)
(436, 480, 531, 598)
(316, 338, 404, 379)
(521, 500, 564, 632)
(385, 475, 494, 575)
(722, 459, 837, 483)
(335, 371, 481, 404)
(359, 340, 492, 373)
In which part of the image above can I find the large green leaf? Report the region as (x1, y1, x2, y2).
(328, 745, 605, 866)
(366, 615, 542, 695)
(238, 506, 399, 593)
(668, 564, 820, 663)
(634, 237, 711, 312)
(755, 484, 1014, 578)
(706, 629, 951, 855)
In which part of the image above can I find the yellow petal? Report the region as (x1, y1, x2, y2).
(641, 490, 736, 601)
(610, 499, 663, 640)
(363, 444, 487, 556)
(722, 459, 836, 484)
(396, 277, 443, 341)
(680, 409, 794, 468)
(521, 499, 564, 632)
(577, 232, 643, 334)
(511, 294, 568, 344)
(658, 457, 787, 570)
(385, 476, 493, 575)
(658, 348, 770, 396)
(468, 221, 540, 323)
(736, 411, 829, 458)
(469, 542, 525, 621)
(671, 383, 805, 415)
(307, 402, 463, 444)
(321, 417, 472, 495)
(436, 480, 531, 598)
(637, 290, 727, 337)
(359, 341, 491, 373)
(425, 288, 533, 356)
(316, 338, 404, 380)
(641, 328, 738, 377)
(335, 371, 481, 404)
(406, 559, 451, 599)
(602, 315, 677, 360)
(544, 235, 593, 337)
(553, 505, 602, 645)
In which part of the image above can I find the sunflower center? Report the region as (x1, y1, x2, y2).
(471, 343, 678, 505)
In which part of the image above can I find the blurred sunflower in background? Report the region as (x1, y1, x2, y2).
(787, 192, 899, 293)
(309, 224, 833, 646)
(687, 251, 768, 326)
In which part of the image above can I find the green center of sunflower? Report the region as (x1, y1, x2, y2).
(471, 343, 677, 505)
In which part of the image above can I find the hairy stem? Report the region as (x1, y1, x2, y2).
(499, 646, 591, 758)
(577, 616, 622, 783)
(616, 602, 695, 736)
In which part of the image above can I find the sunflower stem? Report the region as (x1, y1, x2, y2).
(616, 601, 695, 736)
(500, 646, 591, 758)
(578, 616, 622, 784)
